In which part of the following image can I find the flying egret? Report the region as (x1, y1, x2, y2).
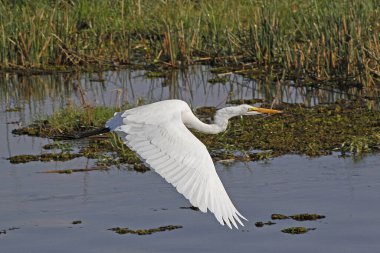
(64, 99, 282, 228)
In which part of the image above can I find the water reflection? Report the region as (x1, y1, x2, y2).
(1, 67, 380, 253)
(1, 66, 379, 122)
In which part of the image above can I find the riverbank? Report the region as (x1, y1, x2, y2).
(1, 0, 379, 88)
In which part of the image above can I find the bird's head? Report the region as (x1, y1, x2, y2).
(239, 104, 282, 116)
(206, 104, 283, 134)
(214, 104, 282, 127)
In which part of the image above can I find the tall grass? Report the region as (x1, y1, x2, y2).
(0, 0, 379, 87)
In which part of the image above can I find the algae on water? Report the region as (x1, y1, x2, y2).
(8, 153, 81, 164)
(290, 213, 326, 221)
(281, 227, 316, 234)
(108, 225, 183, 235)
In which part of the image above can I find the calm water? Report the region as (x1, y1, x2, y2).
(1, 67, 379, 252)
(0, 66, 368, 121)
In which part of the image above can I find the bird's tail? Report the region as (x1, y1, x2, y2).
(53, 127, 110, 140)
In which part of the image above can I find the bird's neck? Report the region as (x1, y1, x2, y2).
(182, 109, 230, 134)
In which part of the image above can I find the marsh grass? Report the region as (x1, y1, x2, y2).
(48, 106, 114, 131)
(0, 0, 379, 88)
(23, 105, 116, 136)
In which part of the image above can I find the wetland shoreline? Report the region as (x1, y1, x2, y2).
(1, 0, 379, 89)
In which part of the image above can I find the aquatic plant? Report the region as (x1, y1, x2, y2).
(8, 152, 81, 163)
(281, 227, 316, 234)
(0, 0, 378, 88)
(39, 105, 115, 134)
(108, 225, 183, 235)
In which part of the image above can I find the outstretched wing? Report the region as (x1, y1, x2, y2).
(106, 109, 246, 228)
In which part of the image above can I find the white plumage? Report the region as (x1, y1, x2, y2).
(105, 99, 281, 229)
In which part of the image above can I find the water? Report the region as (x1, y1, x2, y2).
(1, 67, 379, 252)
(1, 66, 370, 122)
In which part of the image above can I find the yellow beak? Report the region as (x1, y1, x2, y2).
(249, 107, 282, 114)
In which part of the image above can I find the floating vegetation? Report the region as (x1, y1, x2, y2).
(42, 142, 73, 151)
(10, 99, 380, 168)
(12, 106, 116, 138)
(256, 213, 325, 232)
(0, 227, 20, 235)
(249, 151, 274, 161)
(145, 71, 167, 79)
(212, 99, 380, 157)
(43, 143, 62, 150)
(281, 227, 316, 235)
(290, 213, 326, 221)
(132, 164, 150, 173)
(108, 225, 183, 235)
(6, 121, 20, 125)
(255, 221, 276, 228)
(8, 153, 81, 164)
(271, 214, 290, 220)
(195, 107, 217, 120)
(207, 77, 228, 84)
(180, 206, 200, 211)
(12, 126, 41, 136)
(8, 154, 39, 164)
(341, 136, 380, 159)
(271, 213, 326, 221)
(40, 166, 109, 174)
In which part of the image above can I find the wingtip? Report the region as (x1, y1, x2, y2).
(237, 211, 248, 221)
(224, 218, 232, 229)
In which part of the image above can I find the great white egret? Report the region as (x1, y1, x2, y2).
(64, 99, 282, 228)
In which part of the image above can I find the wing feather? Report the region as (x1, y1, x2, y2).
(107, 105, 246, 228)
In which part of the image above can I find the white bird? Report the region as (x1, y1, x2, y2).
(63, 99, 281, 228)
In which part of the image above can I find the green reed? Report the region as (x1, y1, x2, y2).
(0, 0, 379, 87)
